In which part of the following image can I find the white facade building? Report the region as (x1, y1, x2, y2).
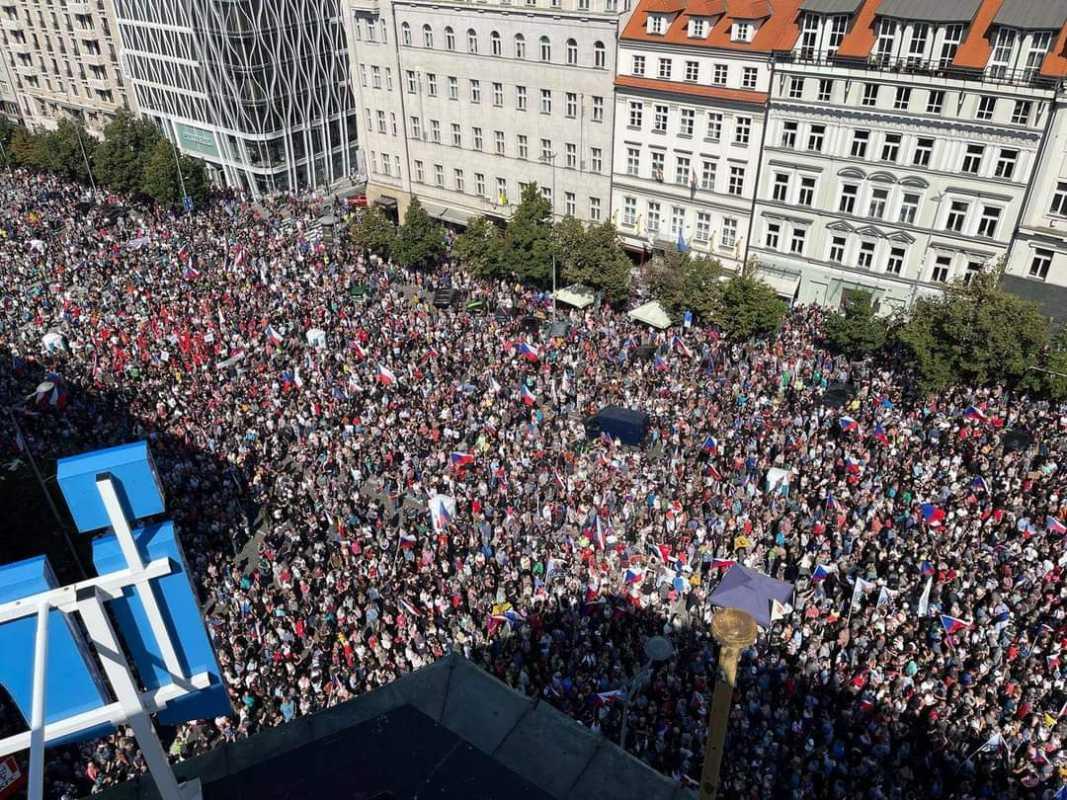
(750, 0, 1062, 311)
(0, 0, 129, 135)
(609, 2, 797, 271)
(346, 0, 631, 223)
(111, 0, 358, 196)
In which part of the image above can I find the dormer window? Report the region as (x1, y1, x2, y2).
(731, 21, 753, 42)
(689, 17, 707, 38)
(648, 14, 667, 34)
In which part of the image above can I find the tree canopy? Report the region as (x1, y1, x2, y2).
(452, 216, 502, 278)
(650, 251, 723, 323)
(553, 217, 632, 304)
(499, 183, 554, 285)
(391, 197, 445, 268)
(824, 290, 888, 358)
(895, 272, 1049, 391)
(348, 206, 397, 260)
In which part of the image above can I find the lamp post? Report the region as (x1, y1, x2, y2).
(74, 122, 99, 201)
(619, 635, 674, 753)
(699, 608, 758, 800)
(541, 150, 558, 318)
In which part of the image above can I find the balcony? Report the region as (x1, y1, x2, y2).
(15, 62, 36, 77)
(87, 76, 110, 91)
(1, 17, 22, 32)
(8, 39, 31, 54)
(67, 1, 91, 13)
(80, 49, 108, 66)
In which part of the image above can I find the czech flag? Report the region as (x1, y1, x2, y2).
(940, 615, 971, 635)
(514, 342, 540, 362)
(963, 405, 987, 422)
(920, 560, 936, 577)
(921, 503, 945, 528)
(450, 451, 475, 468)
(624, 568, 644, 584)
(812, 563, 833, 583)
(702, 436, 718, 453)
(1047, 516, 1067, 534)
(265, 324, 284, 345)
(594, 689, 626, 705)
(519, 384, 536, 406)
(352, 341, 367, 359)
(838, 416, 859, 432)
(654, 354, 668, 372)
(970, 475, 989, 494)
(378, 364, 397, 385)
(845, 457, 862, 475)
(399, 531, 417, 549)
(871, 423, 889, 445)
(711, 558, 736, 572)
(671, 335, 692, 358)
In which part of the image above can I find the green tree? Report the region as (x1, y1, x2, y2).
(141, 138, 208, 205)
(349, 206, 397, 260)
(93, 110, 160, 193)
(42, 118, 96, 182)
(715, 276, 787, 340)
(499, 183, 554, 284)
(650, 250, 723, 323)
(9, 127, 49, 169)
(391, 197, 445, 268)
(553, 218, 632, 304)
(0, 117, 18, 166)
(896, 271, 1049, 391)
(453, 216, 502, 278)
(823, 290, 888, 358)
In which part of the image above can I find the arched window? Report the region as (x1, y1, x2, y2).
(401, 22, 411, 46)
(514, 33, 526, 59)
(566, 38, 578, 65)
(444, 26, 455, 50)
(467, 28, 478, 54)
(490, 30, 502, 55)
(594, 41, 606, 68)
(422, 24, 433, 47)
(540, 35, 551, 62)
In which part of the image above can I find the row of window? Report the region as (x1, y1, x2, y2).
(630, 54, 761, 90)
(626, 103, 752, 145)
(782, 77, 1035, 126)
(399, 24, 607, 68)
(620, 196, 740, 248)
(623, 146, 747, 196)
(777, 120, 1022, 181)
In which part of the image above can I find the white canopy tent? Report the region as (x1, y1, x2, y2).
(553, 285, 595, 309)
(627, 301, 672, 330)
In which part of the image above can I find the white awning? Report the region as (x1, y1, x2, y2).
(759, 272, 800, 302)
(424, 204, 474, 226)
(553, 284, 595, 309)
(628, 300, 672, 330)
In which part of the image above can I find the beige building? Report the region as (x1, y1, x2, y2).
(0, 0, 129, 135)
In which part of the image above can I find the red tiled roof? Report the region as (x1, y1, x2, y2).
(951, 0, 1003, 70)
(615, 74, 770, 104)
(1041, 25, 1067, 77)
(620, 0, 803, 52)
(834, 0, 880, 59)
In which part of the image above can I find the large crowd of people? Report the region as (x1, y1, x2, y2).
(2, 168, 1067, 799)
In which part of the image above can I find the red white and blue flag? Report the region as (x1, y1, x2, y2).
(377, 364, 397, 385)
(702, 435, 718, 453)
(519, 384, 536, 406)
(963, 405, 987, 421)
(1047, 516, 1067, 534)
(671, 336, 692, 358)
(514, 342, 540, 362)
(940, 615, 971, 635)
(838, 416, 859, 432)
(871, 423, 889, 445)
(812, 563, 834, 583)
(921, 503, 945, 528)
(450, 451, 475, 468)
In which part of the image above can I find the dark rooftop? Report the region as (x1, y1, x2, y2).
(97, 655, 694, 800)
(1001, 274, 1067, 325)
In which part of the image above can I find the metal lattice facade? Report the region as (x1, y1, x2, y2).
(113, 0, 358, 196)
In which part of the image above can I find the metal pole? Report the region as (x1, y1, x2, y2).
(28, 603, 49, 800)
(8, 408, 86, 579)
(699, 609, 758, 800)
(549, 152, 557, 318)
(169, 130, 189, 211)
(75, 125, 98, 200)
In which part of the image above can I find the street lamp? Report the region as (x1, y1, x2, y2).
(541, 151, 558, 318)
(699, 608, 758, 800)
(619, 635, 674, 752)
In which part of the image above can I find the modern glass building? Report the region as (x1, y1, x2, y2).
(112, 0, 359, 196)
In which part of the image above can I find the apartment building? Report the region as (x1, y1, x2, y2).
(610, 0, 801, 271)
(346, 0, 630, 223)
(747, 0, 1066, 311)
(111, 0, 358, 196)
(0, 0, 128, 135)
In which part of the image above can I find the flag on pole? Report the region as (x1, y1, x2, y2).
(940, 614, 972, 635)
(265, 324, 284, 345)
(514, 342, 540, 362)
(594, 689, 626, 705)
(920, 560, 936, 577)
(430, 494, 456, 533)
(711, 558, 736, 571)
(838, 416, 859, 432)
(921, 503, 946, 528)
(1047, 516, 1067, 534)
(519, 384, 536, 406)
(702, 435, 718, 453)
(963, 405, 988, 421)
(917, 575, 933, 616)
(450, 451, 475, 468)
(850, 576, 878, 610)
(871, 423, 889, 445)
(398, 531, 417, 549)
(970, 475, 989, 494)
(377, 364, 397, 385)
(812, 563, 834, 583)
(623, 567, 644, 584)
(770, 598, 792, 622)
(654, 354, 668, 372)
(352, 341, 367, 359)
(671, 335, 692, 358)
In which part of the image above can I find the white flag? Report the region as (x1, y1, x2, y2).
(980, 732, 1004, 752)
(770, 598, 792, 623)
(917, 575, 933, 616)
(850, 577, 877, 610)
(876, 586, 899, 607)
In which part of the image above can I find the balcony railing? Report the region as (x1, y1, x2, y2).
(775, 52, 1062, 92)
